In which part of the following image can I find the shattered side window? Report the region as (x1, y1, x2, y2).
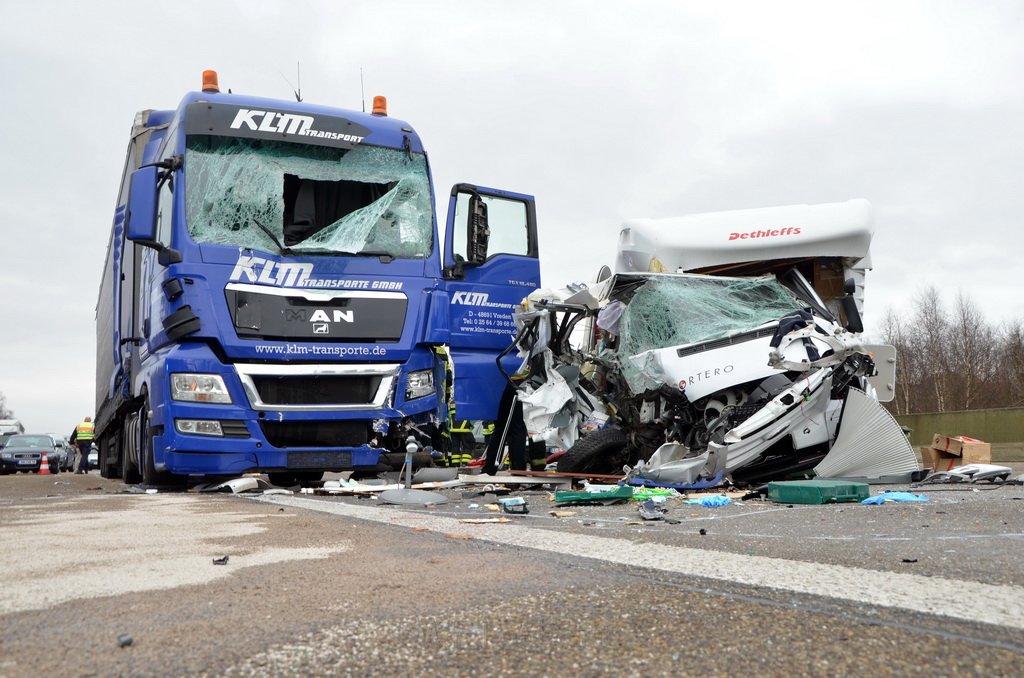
(619, 275, 803, 357)
(184, 136, 433, 258)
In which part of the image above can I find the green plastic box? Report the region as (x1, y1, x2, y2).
(554, 485, 634, 505)
(767, 479, 869, 504)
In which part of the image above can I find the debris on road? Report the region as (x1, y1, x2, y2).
(498, 497, 529, 514)
(196, 477, 269, 494)
(459, 517, 512, 524)
(117, 633, 133, 648)
(212, 556, 230, 565)
(684, 495, 732, 507)
(767, 480, 869, 505)
(637, 499, 667, 521)
(861, 492, 928, 504)
(554, 485, 634, 505)
(918, 463, 1012, 485)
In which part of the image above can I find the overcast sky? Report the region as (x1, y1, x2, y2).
(2, 1, 1022, 434)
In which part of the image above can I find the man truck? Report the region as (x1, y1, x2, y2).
(95, 71, 540, 486)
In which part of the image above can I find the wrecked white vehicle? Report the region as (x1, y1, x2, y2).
(511, 200, 917, 487)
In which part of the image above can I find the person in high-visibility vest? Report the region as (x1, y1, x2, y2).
(449, 417, 475, 466)
(69, 416, 95, 474)
(431, 346, 457, 467)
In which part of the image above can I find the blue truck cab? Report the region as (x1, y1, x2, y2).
(94, 72, 540, 486)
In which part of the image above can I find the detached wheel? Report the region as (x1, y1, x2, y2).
(556, 428, 630, 475)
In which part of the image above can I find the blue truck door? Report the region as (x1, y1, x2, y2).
(443, 184, 540, 421)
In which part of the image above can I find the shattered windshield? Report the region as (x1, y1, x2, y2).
(184, 136, 433, 257)
(619, 274, 803, 357)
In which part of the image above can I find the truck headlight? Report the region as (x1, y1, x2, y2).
(405, 369, 435, 400)
(175, 419, 224, 436)
(170, 373, 232, 404)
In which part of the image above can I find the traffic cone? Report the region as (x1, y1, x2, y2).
(39, 452, 51, 475)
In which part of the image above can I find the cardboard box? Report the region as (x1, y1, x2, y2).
(931, 434, 987, 457)
(920, 444, 991, 473)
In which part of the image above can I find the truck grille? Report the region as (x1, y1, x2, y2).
(251, 375, 382, 406)
(235, 363, 397, 411)
(259, 420, 369, 448)
(219, 420, 251, 438)
(287, 451, 354, 469)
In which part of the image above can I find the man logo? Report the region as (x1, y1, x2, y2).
(312, 324, 329, 334)
(285, 309, 307, 321)
(309, 309, 355, 323)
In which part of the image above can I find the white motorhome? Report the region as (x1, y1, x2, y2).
(512, 200, 914, 486)
(0, 419, 26, 447)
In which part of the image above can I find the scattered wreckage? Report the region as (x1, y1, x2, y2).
(509, 200, 919, 488)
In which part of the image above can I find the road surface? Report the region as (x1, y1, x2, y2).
(1, 470, 1022, 676)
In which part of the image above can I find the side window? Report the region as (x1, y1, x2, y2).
(453, 192, 530, 260)
(155, 169, 174, 245)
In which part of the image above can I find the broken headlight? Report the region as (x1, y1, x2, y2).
(405, 369, 435, 400)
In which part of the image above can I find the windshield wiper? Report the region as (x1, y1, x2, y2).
(292, 248, 395, 262)
(252, 218, 292, 255)
(353, 250, 395, 263)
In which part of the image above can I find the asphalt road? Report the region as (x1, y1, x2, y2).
(1, 469, 1022, 677)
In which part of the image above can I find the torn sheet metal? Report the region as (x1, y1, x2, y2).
(708, 370, 833, 476)
(626, 445, 709, 486)
(813, 387, 919, 480)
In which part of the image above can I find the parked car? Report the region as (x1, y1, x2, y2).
(51, 437, 75, 472)
(0, 434, 61, 474)
(88, 443, 98, 470)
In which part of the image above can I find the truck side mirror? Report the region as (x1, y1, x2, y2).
(127, 166, 159, 243)
(126, 166, 181, 265)
(840, 278, 863, 333)
(467, 193, 489, 265)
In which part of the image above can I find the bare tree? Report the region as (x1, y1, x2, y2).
(913, 286, 954, 411)
(880, 286, 1014, 414)
(947, 291, 997, 410)
(880, 308, 916, 415)
(997, 320, 1024, 407)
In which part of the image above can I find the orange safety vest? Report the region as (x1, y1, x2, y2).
(76, 422, 95, 441)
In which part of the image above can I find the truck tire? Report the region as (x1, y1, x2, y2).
(122, 412, 143, 485)
(556, 428, 630, 475)
(140, 402, 187, 489)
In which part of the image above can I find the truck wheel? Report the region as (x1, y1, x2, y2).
(556, 428, 630, 475)
(140, 402, 187, 489)
(122, 413, 143, 485)
(268, 471, 324, 487)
